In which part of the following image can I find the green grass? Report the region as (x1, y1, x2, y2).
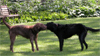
(0, 17, 100, 56)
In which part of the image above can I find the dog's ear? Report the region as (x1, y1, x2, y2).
(65, 24, 68, 27)
(32, 24, 40, 33)
(36, 25, 40, 30)
(32, 27, 37, 33)
(52, 26, 56, 31)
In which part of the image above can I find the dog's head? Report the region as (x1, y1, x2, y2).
(45, 22, 58, 32)
(33, 23, 47, 32)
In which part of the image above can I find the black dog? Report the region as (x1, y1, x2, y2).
(46, 22, 100, 51)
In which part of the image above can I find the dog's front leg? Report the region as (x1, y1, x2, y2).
(35, 34, 39, 51)
(30, 37, 35, 52)
(58, 38, 64, 51)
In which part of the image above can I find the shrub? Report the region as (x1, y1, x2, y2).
(0, 0, 98, 24)
(31, 16, 38, 21)
(96, 6, 100, 16)
(59, 12, 68, 19)
(68, 6, 97, 17)
(26, 17, 33, 22)
(51, 12, 60, 20)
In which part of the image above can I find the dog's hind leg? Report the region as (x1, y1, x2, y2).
(79, 37, 84, 51)
(79, 33, 85, 51)
(34, 34, 39, 51)
(82, 32, 88, 49)
(83, 39, 88, 49)
(79, 31, 88, 51)
(10, 34, 16, 52)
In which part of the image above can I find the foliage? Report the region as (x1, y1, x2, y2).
(5, 12, 68, 24)
(68, 6, 96, 17)
(96, 6, 100, 16)
(0, 0, 100, 24)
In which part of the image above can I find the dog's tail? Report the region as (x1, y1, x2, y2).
(3, 16, 11, 29)
(86, 27, 100, 32)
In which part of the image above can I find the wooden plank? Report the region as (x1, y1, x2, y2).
(0, 14, 19, 18)
(2, 12, 9, 15)
(0, 5, 20, 18)
(0, 6, 9, 15)
(8, 14, 19, 17)
(2, 12, 9, 14)
(2, 9, 8, 12)
(1, 8, 7, 10)
(1, 6, 7, 8)
(0, 9, 1, 15)
(0, 16, 3, 18)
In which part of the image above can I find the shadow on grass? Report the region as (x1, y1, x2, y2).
(0, 44, 100, 56)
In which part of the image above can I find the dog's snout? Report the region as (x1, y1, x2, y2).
(44, 25, 47, 30)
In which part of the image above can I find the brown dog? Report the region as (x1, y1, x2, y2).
(3, 16, 47, 52)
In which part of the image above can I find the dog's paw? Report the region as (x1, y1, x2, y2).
(32, 49, 35, 52)
(37, 48, 39, 51)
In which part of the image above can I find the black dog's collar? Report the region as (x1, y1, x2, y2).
(56, 24, 58, 27)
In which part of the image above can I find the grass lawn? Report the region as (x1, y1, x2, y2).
(0, 17, 100, 56)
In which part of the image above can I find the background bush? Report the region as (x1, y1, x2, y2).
(0, 0, 100, 24)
